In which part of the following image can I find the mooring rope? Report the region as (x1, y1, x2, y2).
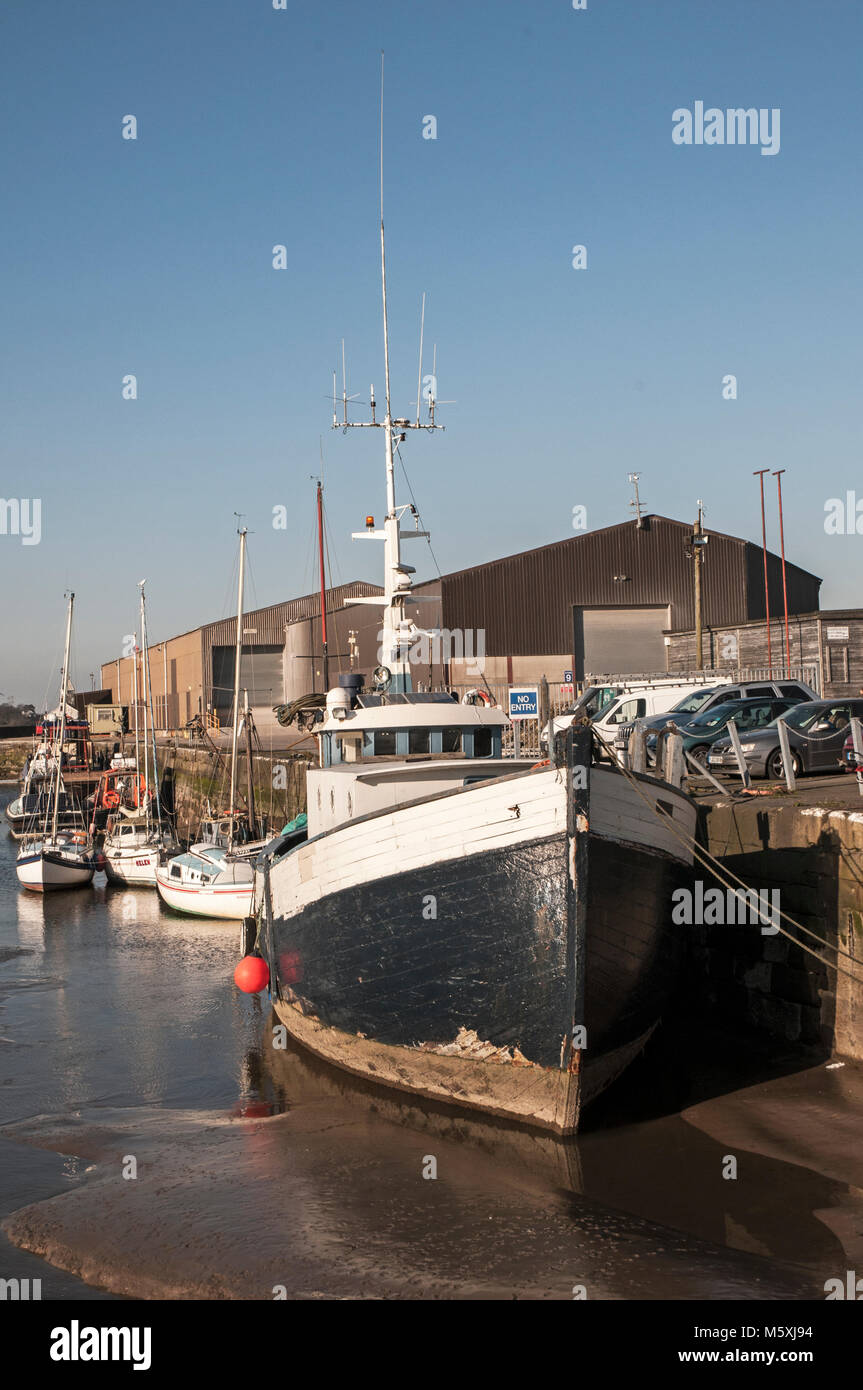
(587, 728, 863, 985)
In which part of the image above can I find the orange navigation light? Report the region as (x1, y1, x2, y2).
(365, 515, 375, 529)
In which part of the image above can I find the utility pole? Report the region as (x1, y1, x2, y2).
(754, 470, 772, 673)
(773, 469, 791, 675)
(692, 501, 706, 670)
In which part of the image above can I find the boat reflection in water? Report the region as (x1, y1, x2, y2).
(258, 1022, 856, 1281)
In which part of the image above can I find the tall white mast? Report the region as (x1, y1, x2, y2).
(228, 527, 247, 843)
(131, 637, 140, 789)
(338, 54, 439, 693)
(139, 586, 150, 815)
(51, 592, 74, 841)
(139, 581, 162, 829)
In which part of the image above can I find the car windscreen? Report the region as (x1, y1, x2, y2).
(670, 689, 721, 715)
(685, 702, 741, 730)
(780, 703, 834, 732)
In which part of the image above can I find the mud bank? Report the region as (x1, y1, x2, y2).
(2, 1032, 854, 1302)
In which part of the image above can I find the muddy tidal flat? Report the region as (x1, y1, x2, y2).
(1, 790, 860, 1301)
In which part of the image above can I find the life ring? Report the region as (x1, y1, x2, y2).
(102, 789, 120, 809)
(71, 832, 87, 844)
(462, 688, 492, 707)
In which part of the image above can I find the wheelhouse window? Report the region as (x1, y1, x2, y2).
(408, 727, 430, 754)
(441, 728, 462, 753)
(374, 730, 397, 757)
(472, 728, 492, 757)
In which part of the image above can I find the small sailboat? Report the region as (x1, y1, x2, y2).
(156, 531, 257, 920)
(16, 593, 95, 892)
(103, 582, 179, 886)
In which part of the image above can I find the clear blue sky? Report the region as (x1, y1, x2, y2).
(1, 0, 861, 702)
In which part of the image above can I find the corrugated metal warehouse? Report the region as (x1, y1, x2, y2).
(100, 512, 843, 723)
(441, 515, 822, 683)
(101, 581, 397, 729)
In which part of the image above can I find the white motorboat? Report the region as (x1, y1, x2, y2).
(103, 581, 179, 887)
(156, 844, 254, 919)
(156, 533, 261, 920)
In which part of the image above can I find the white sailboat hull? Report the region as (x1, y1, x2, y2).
(104, 846, 163, 887)
(155, 866, 255, 920)
(16, 845, 95, 892)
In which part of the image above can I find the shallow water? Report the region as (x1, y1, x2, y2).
(0, 787, 858, 1300)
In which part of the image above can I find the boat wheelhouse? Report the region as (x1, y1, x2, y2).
(309, 686, 530, 835)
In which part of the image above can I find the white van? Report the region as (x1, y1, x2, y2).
(540, 678, 729, 754)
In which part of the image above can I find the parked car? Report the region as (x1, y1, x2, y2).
(646, 697, 801, 768)
(709, 699, 863, 779)
(542, 679, 723, 753)
(841, 729, 863, 771)
(614, 677, 819, 755)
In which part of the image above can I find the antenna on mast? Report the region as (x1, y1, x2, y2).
(628, 472, 645, 528)
(415, 292, 426, 427)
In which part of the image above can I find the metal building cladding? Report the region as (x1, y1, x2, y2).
(438, 515, 822, 683)
(101, 581, 390, 730)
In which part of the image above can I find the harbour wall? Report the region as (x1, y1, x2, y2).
(159, 744, 310, 841)
(694, 799, 863, 1063)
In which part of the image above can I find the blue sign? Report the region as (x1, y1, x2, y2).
(509, 687, 539, 721)
(563, 670, 573, 685)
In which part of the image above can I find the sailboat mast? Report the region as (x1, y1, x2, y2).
(317, 481, 329, 691)
(51, 592, 74, 841)
(139, 588, 150, 813)
(243, 689, 257, 839)
(139, 582, 162, 828)
(228, 528, 247, 843)
(132, 640, 140, 783)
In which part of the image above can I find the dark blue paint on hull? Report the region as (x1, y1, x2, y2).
(269, 832, 689, 1073)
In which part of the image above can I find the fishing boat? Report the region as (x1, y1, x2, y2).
(103, 582, 179, 886)
(6, 763, 84, 841)
(16, 594, 96, 892)
(155, 532, 258, 920)
(251, 70, 698, 1134)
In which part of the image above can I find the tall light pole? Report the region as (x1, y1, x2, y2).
(754, 470, 772, 673)
(692, 502, 705, 669)
(773, 470, 791, 675)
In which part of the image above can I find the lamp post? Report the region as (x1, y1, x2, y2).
(773, 470, 791, 675)
(753, 470, 772, 674)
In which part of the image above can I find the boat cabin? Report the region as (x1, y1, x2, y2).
(308, 689, 531, 837)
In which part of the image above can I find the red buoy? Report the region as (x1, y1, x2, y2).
(234, 955, 269, 994)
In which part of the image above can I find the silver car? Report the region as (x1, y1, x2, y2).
(708, 699, 863, 779)
(614, 678, 818, 754)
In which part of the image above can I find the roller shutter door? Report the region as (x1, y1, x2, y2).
(212, 645, 283, 713)
(575, 607, 670, 679)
